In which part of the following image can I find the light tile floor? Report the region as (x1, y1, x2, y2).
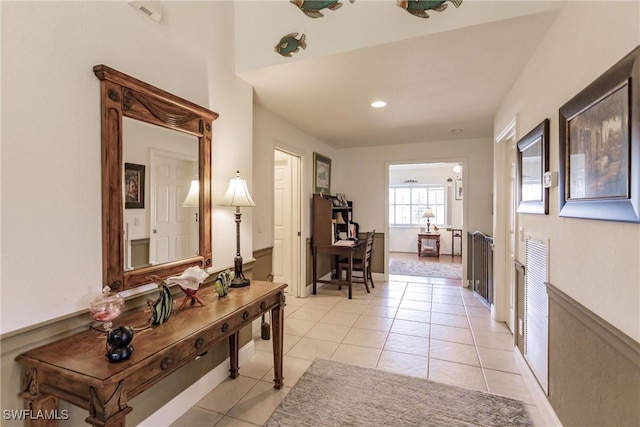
(171, 275, 548, 426)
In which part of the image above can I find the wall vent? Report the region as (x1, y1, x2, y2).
(524, 236, 549, 393)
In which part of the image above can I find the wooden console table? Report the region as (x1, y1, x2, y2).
(418, 233, 440, 257)
(16, 281, 286, 427)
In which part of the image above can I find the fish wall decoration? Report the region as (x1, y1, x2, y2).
(290, 0, 354, 18)
(275, 32, 307, 57)
(397, 0, 462, 18)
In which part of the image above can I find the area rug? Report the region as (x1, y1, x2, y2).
(265, 359, 532, 427)
(389, 259, 463, 279)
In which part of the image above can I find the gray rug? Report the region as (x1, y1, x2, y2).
(389, 259, 462, 279)
(265, 359, 532, 427)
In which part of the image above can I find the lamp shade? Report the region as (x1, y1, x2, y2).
(422, 208, 435, 219)
(220, 171, 256, 207)
(181, 180, 199, 207)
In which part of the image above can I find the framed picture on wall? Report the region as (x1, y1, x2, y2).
(313, 152, 331, 195)
(517, 119, 549, 215)
(454, 179, 463, 200)
(559, 46, 639, 222)
(124, 163, 145, 209)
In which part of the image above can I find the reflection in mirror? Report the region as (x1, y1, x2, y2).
(123, 118, 199, 270)
(521, 137, 542, 202)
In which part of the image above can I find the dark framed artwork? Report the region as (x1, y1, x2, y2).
(559, 46, 639, 222)
(517, 119, 549, 215)
(313, 152, 331, 195)
(454, 179, 463, 200)
(124, 163, 145, 209)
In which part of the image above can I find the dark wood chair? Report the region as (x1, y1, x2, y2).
(339, 230, 375, 293)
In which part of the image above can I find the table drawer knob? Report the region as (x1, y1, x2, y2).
(242, 311, 250, 321)
(222, 323, 229, 333)
(195, 338, 204, 349)
(260, 301, 266, 310)
(160, 357, 173, 370)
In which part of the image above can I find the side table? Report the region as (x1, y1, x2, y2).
(418, 233, 440, 257)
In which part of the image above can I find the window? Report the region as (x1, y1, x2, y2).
(389, 185, 446, 226)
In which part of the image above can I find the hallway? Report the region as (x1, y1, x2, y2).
(171, 276, 551, 426)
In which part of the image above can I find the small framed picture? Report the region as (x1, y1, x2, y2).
(454, 179, 463, 200)
(124, 163, 145, 209)
(313, 152, 331, 194)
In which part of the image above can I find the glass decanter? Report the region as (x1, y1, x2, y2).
(89, 286, 124, 332)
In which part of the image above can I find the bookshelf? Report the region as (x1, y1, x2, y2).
(312, 193, 355, 245)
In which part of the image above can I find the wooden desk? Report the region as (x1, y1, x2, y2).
(16, 281, 286, 427)
(312, 240, 364, 299)
(418, 233, 441, 257)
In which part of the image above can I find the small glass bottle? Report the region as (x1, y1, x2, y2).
(89, 286, 124, 332)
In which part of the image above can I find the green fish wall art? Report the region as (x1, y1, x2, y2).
(397, 0, 462, 18)
(275, 32, 307, 57)
(290, 0, 355, 19)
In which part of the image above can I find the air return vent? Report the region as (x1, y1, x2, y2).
(525, 236, 549, 394)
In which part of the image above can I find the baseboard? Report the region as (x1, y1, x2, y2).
(514, 348, 562, 427)
(139, 340, 256, 426)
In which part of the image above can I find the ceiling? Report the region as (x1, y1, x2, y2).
(235, 1, 564, 149)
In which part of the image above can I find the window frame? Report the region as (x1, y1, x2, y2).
(389, 184, 447, 227)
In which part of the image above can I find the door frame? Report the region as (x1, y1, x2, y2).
(493, 117, 517, 330)
(384, 160, 467, 282)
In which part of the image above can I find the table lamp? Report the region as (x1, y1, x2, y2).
(220, 171, 256, 287)
(423, 208, 435, 232)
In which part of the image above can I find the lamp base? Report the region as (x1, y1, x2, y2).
(230, 255, 250, 288)
(230, 277, 250, 288)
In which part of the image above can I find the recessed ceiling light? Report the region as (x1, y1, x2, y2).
(451, 128, 464, 134)
(371, 100, 387, 108)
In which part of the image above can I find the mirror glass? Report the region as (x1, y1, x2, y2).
(123, 118, 199, 270)
(521, 136, 542, 202)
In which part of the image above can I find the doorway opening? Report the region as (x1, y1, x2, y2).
(387, 162, 464, 284)
(273, 149, 303, 297)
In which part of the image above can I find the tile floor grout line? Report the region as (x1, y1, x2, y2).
(461, 286, 491, 393)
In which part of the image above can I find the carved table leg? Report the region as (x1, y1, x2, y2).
(19, 368, 59, 427)
(85, 382, 132, 427)
(228, 331, 240, 379)
(271, 294, 285, 389)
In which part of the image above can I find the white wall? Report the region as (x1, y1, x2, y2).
(494, 1, 640, 340)
(0, 2, 252, 335)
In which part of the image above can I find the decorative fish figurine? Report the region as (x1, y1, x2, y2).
(147, 275, 174, 325)
(214, 270, 235, 297)
(396, 0, 462, 18)
(275, 33, 307, 57)
(290, 0, 353, 18)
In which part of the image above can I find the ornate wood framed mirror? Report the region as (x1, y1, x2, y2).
(94, 65, 218, 291)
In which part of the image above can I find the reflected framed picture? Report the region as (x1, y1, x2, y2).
(559, 46, 639, 223)
(124, 163, 145, 209)
(313, 152, 331, 195)
(454, 179, 463, 200)
(517, 119, 549, 215)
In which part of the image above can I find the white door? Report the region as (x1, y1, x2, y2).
(273, 149, 302, 296)
(150, 155, 195, 265)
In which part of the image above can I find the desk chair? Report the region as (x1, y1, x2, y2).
(339, 230, 375, 293)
